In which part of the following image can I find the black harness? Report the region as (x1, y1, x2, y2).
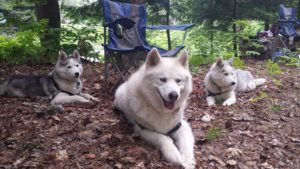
(136, 121, 182, 135)
(49, 75, 80, 96)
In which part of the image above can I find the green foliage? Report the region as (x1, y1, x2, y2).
(245, 50, 260, 56)
(266, 60, 283, 76)
(182, 25, 235, 68)
(0, 20, 47, 64)
(236, 20, 264, 57)
(250, 91, 268, 103)
(270, 105, 282, 112)
(0, 31, 40, 64)
(205, 126, 221, 141)
(61, 1, 101, 24)
(235, 20, 263, 40)
(277, 56, 300, 67)
(232, 56, 246, 69)
(272, 77, 282, 87)
(60, 24, 103, 60)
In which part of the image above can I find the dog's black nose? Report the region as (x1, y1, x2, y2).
(231, 82, 236, 86)
(169, 92, 178, 102)
(75, 72, 79, 77)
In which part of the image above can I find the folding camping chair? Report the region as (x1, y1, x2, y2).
(277, 4, 300, 44)
(102, 0, 194, 92)
(271, 4, 300, 60)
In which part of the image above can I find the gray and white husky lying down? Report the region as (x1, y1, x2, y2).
(0, 50, 99, 104)
(204, 58, 266, 106)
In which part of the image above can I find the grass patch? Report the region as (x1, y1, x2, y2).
(233, 56, 246, 69)
(272, 77, 282, 87)
(266, 60, 283, 76)
(205, 126, 221, 141)
(250, 91, 268, 103)
(277, 56, 300, 67)
(270, 105, 282, 112)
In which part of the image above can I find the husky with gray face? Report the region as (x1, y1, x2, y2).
(0, 50, 99, 104)
(204, 58, 266, 106)
(114, 48, 195, 169)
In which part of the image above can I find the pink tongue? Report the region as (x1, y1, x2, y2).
(164, 101, 175, 110)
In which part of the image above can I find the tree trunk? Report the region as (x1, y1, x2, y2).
(210, 22, 214, 56)
(35, 0, 60, 59)
(298, 0, 300, 19)
(233, 0, 237, 57)
(264, 19, 269, 31)
(166, 0, 171, 50)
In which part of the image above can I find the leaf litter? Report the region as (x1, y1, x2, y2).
(0, 59, 299, 168)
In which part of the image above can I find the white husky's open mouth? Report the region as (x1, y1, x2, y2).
(157, 90, 175, 110)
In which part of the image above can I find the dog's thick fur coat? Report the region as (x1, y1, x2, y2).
(0, 50, 99, 104)
(114, 48, 195, 169)
(204, 58, 266, 106)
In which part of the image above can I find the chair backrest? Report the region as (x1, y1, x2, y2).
(102, 0, 148, 51)
(279, 4, 297, 21)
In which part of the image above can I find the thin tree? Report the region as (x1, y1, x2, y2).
(233, 0, 237, 57)
(35, 0, 60, 59)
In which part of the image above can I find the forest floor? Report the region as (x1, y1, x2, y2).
(0, 59, 299, 169)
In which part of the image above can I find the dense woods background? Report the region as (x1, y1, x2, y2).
(1, 0, 300, 66)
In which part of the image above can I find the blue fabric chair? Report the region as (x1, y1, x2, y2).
(102, 0, 194, 91)
(278, 4, 300, 37)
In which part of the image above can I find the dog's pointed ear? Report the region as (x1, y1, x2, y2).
(229, 57, 234, 65)
(72, 50, 81, 60)
(146, 48, 161, 68)
(216, 58, 224, 68)
(178, 51, 189, 68)
(59, 50, 67, 61)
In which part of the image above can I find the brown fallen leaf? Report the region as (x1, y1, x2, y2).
(208, 155, 226, 166)
(226, 147, 242, 158)
(56, 150, 68, 161)
(289, 137, 300, 143)
(84, 153, 96, 159)
(226, 159, 237, 166)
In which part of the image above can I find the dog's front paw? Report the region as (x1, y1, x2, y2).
(223, 99, 236, 106)
(206, 97, 215, 106)
(181, 156, 195, 169)
(161, 144, 183, 165)
(90, 96, 100, 102)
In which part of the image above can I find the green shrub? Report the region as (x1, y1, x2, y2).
(60, 24, 102, 61)
(277, 56, 300, 67)
(0, 30, 41, 64)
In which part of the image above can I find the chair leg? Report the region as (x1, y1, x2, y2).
(104, 51, 109, 92)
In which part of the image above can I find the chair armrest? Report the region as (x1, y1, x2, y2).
(146, 23, 194, 30)
(104, 18, 136, 29)
(278, 19, 300, 23)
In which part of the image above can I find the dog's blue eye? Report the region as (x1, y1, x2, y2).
(67, 66, 71, 69)
(160, 78, 167, 82)
(176, 79, 181, 83)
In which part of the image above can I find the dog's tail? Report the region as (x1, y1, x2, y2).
(0, 81, 8, 95)
(253, 78, 266, 86)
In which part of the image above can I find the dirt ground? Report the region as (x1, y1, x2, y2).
(0, 59, 299, 169)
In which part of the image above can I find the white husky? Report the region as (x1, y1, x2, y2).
(204, 58, 266, 106)
(114, 48, 195, 169)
